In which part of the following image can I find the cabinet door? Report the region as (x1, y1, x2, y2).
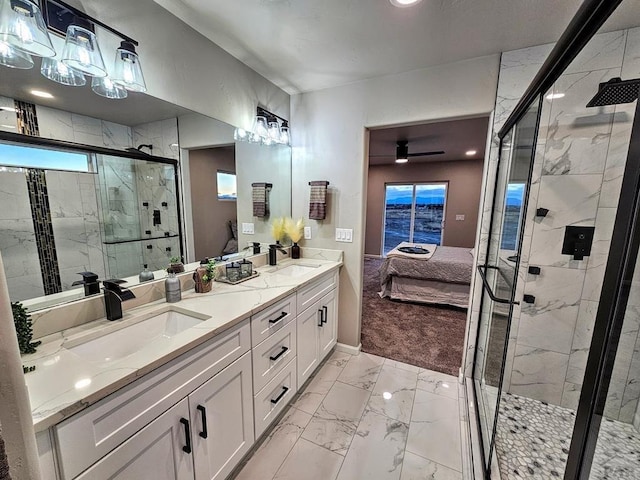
(75, 398, 194, 480)
(318, 289, 338, 361)
(190, 352, 254, 480)
(297, 301, 322, 387)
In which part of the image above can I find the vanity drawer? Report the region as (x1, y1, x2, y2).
(254, 357, 297, 438)
(296, 270, 338, 313)
(251, 293, 297, 346)
(252, 320, 296, 392)
(54, 319, 250, 480)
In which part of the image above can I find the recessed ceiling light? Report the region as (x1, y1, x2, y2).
(546, 92, 565, 100)
(390, 0, 423, 7)
(395, 158, 409, 164)
(466, 150, 477, 156)
(30, 90, 54, 99)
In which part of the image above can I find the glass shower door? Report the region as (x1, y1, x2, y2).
(473, 99, 542, 472)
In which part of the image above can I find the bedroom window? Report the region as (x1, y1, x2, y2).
(383, 183, 447, 255)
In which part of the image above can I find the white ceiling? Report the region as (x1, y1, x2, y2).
(154, 0, 640, 95)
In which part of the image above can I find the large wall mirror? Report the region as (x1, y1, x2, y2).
(0, 65, 292, 312)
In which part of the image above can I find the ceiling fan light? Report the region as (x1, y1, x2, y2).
(41, 56, 86, 86)
(91, 75, 127, 99)
(61, 16, 107, 77)
(395, 158, 408, 164)
(0, 38, 32, 68)
(112, 41, 146, 92)
(0, 0, 55, 57)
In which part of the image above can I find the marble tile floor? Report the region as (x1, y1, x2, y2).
(232, 351, 464, 480)
(495, 392, 640, 480)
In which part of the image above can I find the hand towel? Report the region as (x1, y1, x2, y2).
(309, 181, 329, 220)
(252, 183, 270, 217)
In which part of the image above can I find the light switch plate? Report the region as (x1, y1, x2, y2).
(242, 222, 254, 234)
(335, 228, 353, 243)
(304, 226, 312, 239)
(456, 214, 465, 221)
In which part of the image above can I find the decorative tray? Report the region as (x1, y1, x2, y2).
(215, 271, 260, 285)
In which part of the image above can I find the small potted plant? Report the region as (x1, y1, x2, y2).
(12, 302, 40, 373)
(167, 255, 185, 274)
(285, 217, 305, 259)
(194, 259, 219, 293)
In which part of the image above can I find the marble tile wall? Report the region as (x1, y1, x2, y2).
(135, 162, 180, 240)
(133, 119, 180, 160)
(467, 27, 640, 422)
(46, 171, 106, 290)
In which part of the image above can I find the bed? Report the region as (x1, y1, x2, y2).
(378, 241, 474, 308)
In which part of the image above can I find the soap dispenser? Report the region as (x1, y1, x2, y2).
(139, 264, 155, 282)
(165, 272, 181, 303)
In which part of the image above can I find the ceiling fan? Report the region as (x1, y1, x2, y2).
(370, 140, 445, 163)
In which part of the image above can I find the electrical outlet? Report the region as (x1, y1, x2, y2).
(304, 226, 312, 239)
(242, 222, 254, 234)
(335, 228, 353, 243)
(456, 214, 465, 221)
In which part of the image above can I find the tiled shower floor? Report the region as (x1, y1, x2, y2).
(495, 393, 640, 479)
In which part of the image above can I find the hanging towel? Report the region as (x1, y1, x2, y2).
(252, 183, 271, 217)
(309, 181, 329, 220)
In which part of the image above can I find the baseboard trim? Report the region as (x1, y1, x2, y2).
(335, 342, 362, 355)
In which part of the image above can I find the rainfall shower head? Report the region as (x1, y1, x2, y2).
(586, 77, 640, 107)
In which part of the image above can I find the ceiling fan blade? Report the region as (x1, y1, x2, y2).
(407, 150, 445, 157)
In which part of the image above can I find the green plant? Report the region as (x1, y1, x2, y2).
(12, 302, 41, 355)
(202, 259, 219, 283)
(169, 256, 181, 264)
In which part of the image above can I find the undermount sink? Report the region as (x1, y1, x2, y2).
(67, 308, 207, 364)
(271, 264, 320, 277)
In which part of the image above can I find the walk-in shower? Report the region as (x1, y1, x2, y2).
(468, 0, 640, 478)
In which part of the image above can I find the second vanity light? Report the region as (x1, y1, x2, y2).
(234, 106, 292, 146)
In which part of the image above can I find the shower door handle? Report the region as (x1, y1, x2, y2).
(477, 265, 519, 305)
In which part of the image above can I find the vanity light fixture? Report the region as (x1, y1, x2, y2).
(280, 120, 290, 146)
(235, 107, 292, 146)
(41, 56, 86, 86)
(0, 38, 32, 68)
(91, 75, 127, 99)
(0, 0, 55, 57)
(254, 114, 269, 139)
(61, 16, 106, 77)
(267, 115, 280, 143)
(30, 88, 53, 98)
(111, 41, 146, 92)
(389, 0, 423, 7)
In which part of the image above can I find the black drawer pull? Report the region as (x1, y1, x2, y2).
(322, 305, 328, 324)
(270, 386, 289, 404)
(180, 418, 192, 454)
(270, 346, 289, 361)
(318, 309, 323, 327)
(196, 405, 208, 439)
(269, 312, 288, 324)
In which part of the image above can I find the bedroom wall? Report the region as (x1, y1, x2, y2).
(189, 147, 237, 260)
(291, 54, 501, 347)
(365, 159, 484, 255)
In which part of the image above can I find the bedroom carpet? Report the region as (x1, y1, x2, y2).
(361, 257, 467, 377)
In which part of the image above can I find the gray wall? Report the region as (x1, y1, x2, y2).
(365, 159, 483, 255)
(189, 147, 237, 259)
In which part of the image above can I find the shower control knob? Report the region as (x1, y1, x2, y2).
(523, 294, 536, 304)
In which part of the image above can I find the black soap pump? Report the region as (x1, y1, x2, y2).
(252, 242, 261, 255)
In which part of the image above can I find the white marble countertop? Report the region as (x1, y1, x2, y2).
(23, 251, 342, 432)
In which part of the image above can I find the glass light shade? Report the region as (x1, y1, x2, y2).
(41, 56, 86, 86)
(0, 38, 32, 68)
(253, 115, 268, 138)
(91, 75, 127, 99)
(111, 41, 146, 92)
(279, 122, 290, 145)
(234, 128, 248, 141)
(61, 17, 106, 77)
(0, 0, 55, 57)
(267, 118, 280, 142)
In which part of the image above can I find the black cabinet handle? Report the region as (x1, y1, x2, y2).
(180, 418, 192, 454)
(270, 386, 289, 404)
(196, 405, 208, 439)
(322, 305, 328, 324)
(269, 312, 288, 324)
(270, 346, 289, 361)
(318, 309, 323, 327)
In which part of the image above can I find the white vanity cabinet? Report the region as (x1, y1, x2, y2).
(296, 272, 338, 387)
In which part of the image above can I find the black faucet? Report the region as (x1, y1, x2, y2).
(103, 280, 136, 321)
(72, 272, 100, 296)
(268, 244, 288, 266)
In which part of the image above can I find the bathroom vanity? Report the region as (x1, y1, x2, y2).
(25, 252, 342, 480)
